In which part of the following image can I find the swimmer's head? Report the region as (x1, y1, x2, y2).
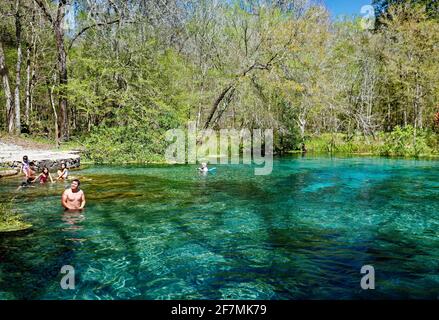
(71, 179, 80, 191)
(42, 167, 49, 174)
(23, 155, 28, 163)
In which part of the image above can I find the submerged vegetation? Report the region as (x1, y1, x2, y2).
(0, 198, 32, 233)
(0, 0, 438, 162)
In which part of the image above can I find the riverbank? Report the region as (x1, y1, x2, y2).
(303, 130, 439, 158)
(2, 129, 439, 174)
(0, 135, 81, 177)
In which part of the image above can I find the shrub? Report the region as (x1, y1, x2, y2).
(82, 126, 167, 163)
(305, 133, 377, 154)
(379, 125, 432, 157)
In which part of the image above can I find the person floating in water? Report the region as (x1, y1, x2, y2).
(62, 179, 86, 211)
(32, 167, 54, 184)
(198, 162, 209, 173)
(57, 162, 69, 181)
(16, 177, 35, 191)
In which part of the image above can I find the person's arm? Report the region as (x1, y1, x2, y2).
(57, 169, 66, 180)
(31, 173, 41, 183)
(49, 173, 54, 183)
(22, 165, 30, 178)
(79, 191, 86, 209)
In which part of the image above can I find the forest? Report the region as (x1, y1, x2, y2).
(1, 0, 439, 162)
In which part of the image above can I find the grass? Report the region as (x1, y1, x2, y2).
(305, 133, 381, 155)
(0, 198, 32, 233)
(304, 131, 439, 157)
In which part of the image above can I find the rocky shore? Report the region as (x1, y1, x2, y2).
(0, 142, 80, 178)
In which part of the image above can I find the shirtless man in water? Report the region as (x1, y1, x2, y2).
(62, 179, 86, 210)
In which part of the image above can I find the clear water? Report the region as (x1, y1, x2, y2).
(0, 156, 438, 300)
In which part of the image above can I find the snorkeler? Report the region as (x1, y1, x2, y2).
(198, 162, 209, 173)
(32, 167, 54, 184)
(57, 162, 69, 181)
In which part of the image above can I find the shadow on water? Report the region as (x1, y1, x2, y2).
(155, 171, 360, 298)
(0, 226, 79, 299)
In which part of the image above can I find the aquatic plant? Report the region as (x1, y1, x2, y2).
(0, 198, 32, 233)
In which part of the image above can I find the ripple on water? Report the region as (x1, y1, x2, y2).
(0, 156, 438, 299)
(219, 281, 276, 299)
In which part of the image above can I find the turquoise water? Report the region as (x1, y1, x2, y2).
(0, 156, 438, 299)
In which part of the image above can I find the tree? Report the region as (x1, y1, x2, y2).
(14, 0, 22, 134)
(0, 40, 14, 133)
(373, 0, 439, 22)
(34, 0, 69, 141)
(380, 4, 439, 130)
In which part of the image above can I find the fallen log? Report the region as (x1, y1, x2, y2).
(0, 169, 19, 178)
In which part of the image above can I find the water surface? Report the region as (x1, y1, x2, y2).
(0, 156, 438, 299)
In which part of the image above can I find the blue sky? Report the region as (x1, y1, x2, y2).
(323, 0, 373, 18)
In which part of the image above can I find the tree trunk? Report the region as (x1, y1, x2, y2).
(298, 114, 306, 142)
(0, 41, 14, 133)
(49, 81, 60, 148)
(25, 3, 36, 127)
(55, 18, 69, 141)
(14, 0, 22, 134)
(204, 84, 234, 130)
(25, 46, 31, 126)
(35, 0, 70, 140)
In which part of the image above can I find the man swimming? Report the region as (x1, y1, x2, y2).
(61, 179, 86, 210)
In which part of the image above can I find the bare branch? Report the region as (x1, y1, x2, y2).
(67, 19, 124, 51)
(33, 0, 53, 24)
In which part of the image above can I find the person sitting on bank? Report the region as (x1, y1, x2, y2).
(62, 179, 86, 211)
(57, 162, 69, 181)
(32, 167, 54, 184)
